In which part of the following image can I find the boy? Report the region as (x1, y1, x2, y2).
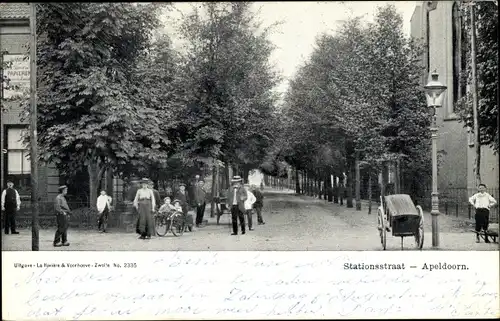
(469, 184, 497, 243)
(159, 197, 176, 214)
(97, 190, 112, 232)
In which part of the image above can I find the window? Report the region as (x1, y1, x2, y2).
(5, 126, 31, 196)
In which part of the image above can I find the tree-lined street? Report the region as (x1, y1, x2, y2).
(1, 2, 498, 251)
(2, 189, 497, 251)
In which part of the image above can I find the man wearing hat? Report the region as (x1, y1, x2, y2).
(1, 180, 21, 235)
(194, 179, 207, 228)
(226, 176, 247, 235)
(54, 185, 71, 247)
(174, 182, 191, 231)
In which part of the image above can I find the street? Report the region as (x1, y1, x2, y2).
(2, 189, 498, 251)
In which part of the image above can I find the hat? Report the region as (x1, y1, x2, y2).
(231, 176, 243, 183)
(140, 178, 150, 183)
(58, 185, 68, 192)
(173, 199, 181, 203)
(178, 182, 186, 187)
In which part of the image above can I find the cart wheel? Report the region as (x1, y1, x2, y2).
(155, 216, 168, 237)
(377, 208, 387, 250)
(415, 206, 425, 250)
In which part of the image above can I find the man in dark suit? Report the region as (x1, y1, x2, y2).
(251, 185, 265, 225)
(194, 180, 207, 228)
(1, 180, 21, 235)
(226, 176, 247, 235)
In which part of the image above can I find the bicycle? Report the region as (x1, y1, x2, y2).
(155, 210, 185, 237)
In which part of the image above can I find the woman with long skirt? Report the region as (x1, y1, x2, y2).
(134, 178, 156, 239)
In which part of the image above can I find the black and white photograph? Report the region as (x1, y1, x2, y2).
(1, 1, 499, 252)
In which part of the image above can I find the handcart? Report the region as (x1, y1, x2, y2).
(377, 194, 425, 250)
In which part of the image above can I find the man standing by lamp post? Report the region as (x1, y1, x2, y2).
(423, 71, 448, 248)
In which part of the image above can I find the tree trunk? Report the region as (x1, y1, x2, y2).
(327, 173, 333, 202)
(355, 155, 361, 211)
(368, 170, 373, 215)
(88, 160, 106, 209)
(105, 168, 113, 198)
(295, 167, 300, 194)
(395, 159, 401, 194)
(346, 165, 353, 208)
(226, 163, 231, 190)
(242, 167, 250, 184)
(210, 162, 217, 217)
(323, 175, 328, 201)
(333, 175, 338, 203)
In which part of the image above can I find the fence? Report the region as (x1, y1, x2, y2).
(1, 200, 126, 230)
(405, 187, 499, 224)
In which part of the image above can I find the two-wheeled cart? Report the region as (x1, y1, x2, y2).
(377, 194, 425, 250)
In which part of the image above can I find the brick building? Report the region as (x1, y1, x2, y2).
(410, 1, 499, 196)
(1, 3, 60, 201)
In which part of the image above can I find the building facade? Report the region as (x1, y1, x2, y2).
(1, 3, 62, 201)
(410, 1, 499, 195)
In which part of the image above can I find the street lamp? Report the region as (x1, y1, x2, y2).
(423, 71, 447, 248)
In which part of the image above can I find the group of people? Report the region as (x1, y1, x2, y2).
(2, 176, 498, 247)
(226, 175, 265, 236)
(132, 177, 205, 239)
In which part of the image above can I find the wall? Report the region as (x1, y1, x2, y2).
(411, 1, 499, 193)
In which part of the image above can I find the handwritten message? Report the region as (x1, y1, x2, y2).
(3, 251, 499, 320)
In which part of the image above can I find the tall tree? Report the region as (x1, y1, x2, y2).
(24, 3, 170, 206)
(178, 2, 281, 180)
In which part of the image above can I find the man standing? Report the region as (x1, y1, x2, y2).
(1, 180, 21, 235)
(226, 176, 247, 235)
(54, 185, 71, 247)
(97, 190, 112, 233)
(251, 184, 265, 225)
(194, 180, 207, 228)
(469, 184, 497, 243)
(175, 183, 192, 231)
(148, 181, 161, 211)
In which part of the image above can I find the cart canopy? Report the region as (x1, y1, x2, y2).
(384, 194, 419, 216)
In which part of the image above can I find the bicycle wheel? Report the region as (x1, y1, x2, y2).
(155, 216, 168, 237)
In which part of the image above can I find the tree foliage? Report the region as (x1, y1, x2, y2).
(26, 3, 171, 205)
(177, 2, 281, 171)
(273, 4, 430, 194)
(456, 1, 498, 152)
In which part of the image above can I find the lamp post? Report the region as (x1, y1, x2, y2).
(423, 71, 447, 248)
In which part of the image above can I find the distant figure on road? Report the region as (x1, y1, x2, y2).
(54, 185, 71, 247)
(469, 184, 497, 243)
(134, 178, 156, 240)
(243, 185, 256, 231)
(194, 180, 207, 228)
(1, 180, 21, 235)
(251, 185, 265, 225)
(97, 190, 112, 233)
(226, 176, 247, 235)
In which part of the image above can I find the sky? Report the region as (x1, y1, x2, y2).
(161, 1, 419, 98)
